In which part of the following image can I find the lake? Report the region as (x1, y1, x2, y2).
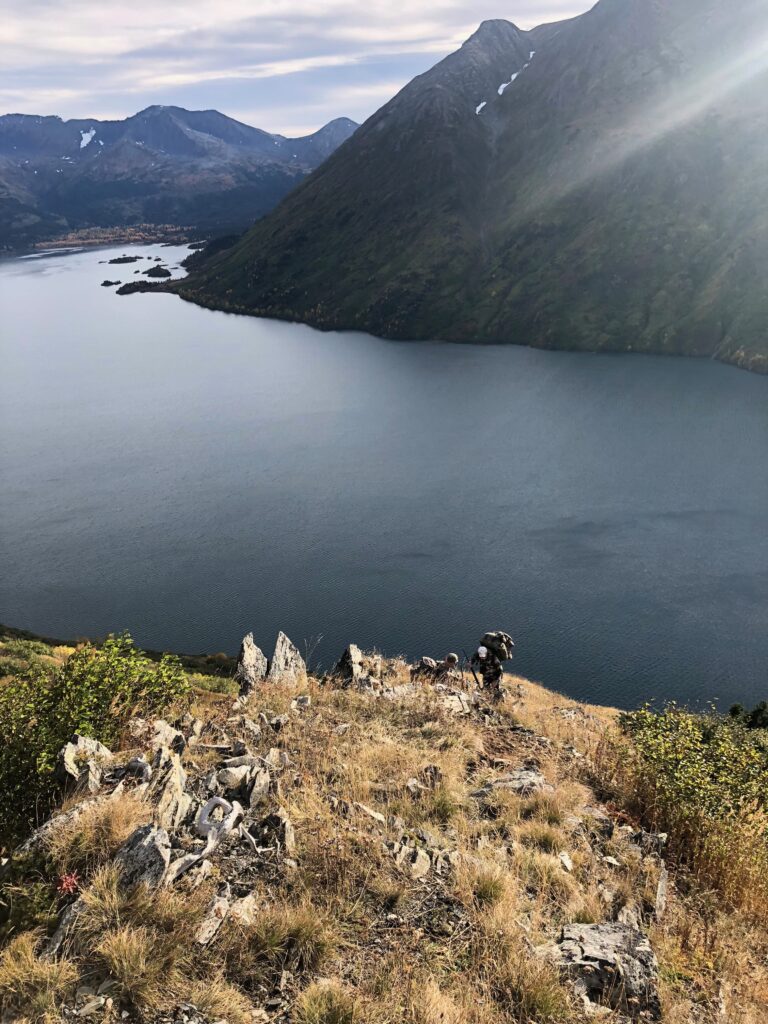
(1, 243, 766, 709)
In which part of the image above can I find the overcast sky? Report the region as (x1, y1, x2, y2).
(2, 1, 590, 136)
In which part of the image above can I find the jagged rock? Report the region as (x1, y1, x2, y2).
(56, 735, 113, 788)
(248, 767, 271, 808)
(559, 851, 574, 873)
(355, 802, 387, 826)
(291, 694, 312, 711)
(472, 767, 551, 799)
(394, 845, 431, 880)
(264, 747, 291, 769)
(196, 893, 230, 945)
(150, 753, 193, 830)
(545, 923, 661, 1020)
(235, 633, 268, 695)
(255, 807, 296, 854)
(115, 824, 171, 889)
(151, 719, 186, 754)
(268, 631, 306, 683)
(333, 643, 365, 683)
(217, 764, 252, 791)
(269, 713, 290, 732)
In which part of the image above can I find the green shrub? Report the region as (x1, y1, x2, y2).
(0, 633, 190, 846)
(597, 704, 768, 920)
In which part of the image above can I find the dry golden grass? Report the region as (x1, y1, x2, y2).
(4, 658, 768, 1024)
(295, 980, 358, 1024)
(94, 922, 186, 1008)
(44, 794, 150, 875)
(0, 931, 77, 1020)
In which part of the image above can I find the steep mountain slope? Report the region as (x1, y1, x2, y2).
(0, 107, 357, 250)
(179, 0, 768, 373)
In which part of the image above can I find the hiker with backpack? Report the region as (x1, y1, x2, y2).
(470, 632, 515, 703)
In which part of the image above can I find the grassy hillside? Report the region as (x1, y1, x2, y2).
(1, 632, 767, 1023)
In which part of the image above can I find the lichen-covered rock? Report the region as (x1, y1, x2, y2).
(150, 753, 193, 830)
(472, 767, 551, 799)
(545, 922, 661, 1019)
(115, 824, 171, 889)
(268, 631, 306, 683)
(56, 735, 113, 788)
(235, 633, 268, 694)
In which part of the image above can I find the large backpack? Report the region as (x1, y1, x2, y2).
(481, 631, 515, 660)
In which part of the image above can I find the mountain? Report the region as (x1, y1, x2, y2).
(0, 106, 357, 249)
(178, 0, 768, 374)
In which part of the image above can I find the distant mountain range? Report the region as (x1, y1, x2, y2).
(179, 0, 768, 373)
(0, 106, 357, 249)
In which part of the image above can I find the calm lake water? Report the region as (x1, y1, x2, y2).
(1, 244, 766, 709)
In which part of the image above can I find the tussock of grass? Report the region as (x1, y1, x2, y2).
(295, 980, 358, 1024)
(490, 950, 573, 1023)
(0, 931, 78, 1019)
(94, 923, 186, 1008)
(44, 794, 150, 876)
(518, 822, 564, 854)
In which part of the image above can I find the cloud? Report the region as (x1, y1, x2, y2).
(2, 1, 590, 133)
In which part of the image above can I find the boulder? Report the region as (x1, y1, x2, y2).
(546, 923, 661, 1020)
(268, 632, 306, 683)
(235, 633, 268, 695)
(115, 824, 171, 889)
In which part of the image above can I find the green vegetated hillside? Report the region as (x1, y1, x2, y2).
(2, 626, 768, 1023)
(179, 0, 768, 373)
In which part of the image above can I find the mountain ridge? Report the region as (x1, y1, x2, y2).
(177, 0, 768, 374)
(0, 107, 358, 250)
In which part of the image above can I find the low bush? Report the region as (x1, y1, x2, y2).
(597, 703, 768, 920)
(0, 633, 190, 846)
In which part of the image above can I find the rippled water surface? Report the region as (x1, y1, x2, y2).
(1, 244, 766, 708)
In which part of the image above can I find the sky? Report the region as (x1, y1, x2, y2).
(2, 1, 590, 137)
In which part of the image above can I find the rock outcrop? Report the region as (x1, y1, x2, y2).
(267, 631, 306, 683)
(543, 923, 661, 1019)
(234, 633, 268, 695)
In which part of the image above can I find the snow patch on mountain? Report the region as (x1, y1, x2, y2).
(498, 73, 519, 95)
(475, 101, 487, 114)
(80, 128, 96, 149)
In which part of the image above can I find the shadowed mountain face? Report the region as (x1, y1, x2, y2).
(180, 0, 768, 373)
(0, 106, 357, 249)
